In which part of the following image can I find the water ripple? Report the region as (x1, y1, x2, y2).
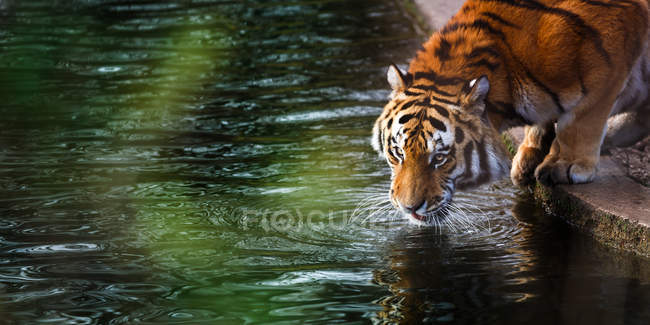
(9, 243, 103, 255)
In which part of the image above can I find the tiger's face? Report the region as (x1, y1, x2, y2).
(372, 65, 509, 224)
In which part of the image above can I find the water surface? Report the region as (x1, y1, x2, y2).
(0, 0, 649, 324)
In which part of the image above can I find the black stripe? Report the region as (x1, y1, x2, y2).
(462, 141, 475, 179)
(455, 126, 464, 144)
(399, 99, 418, 111)
(403, 90, 420, 97)
(386, 118, 393, 129)
(431, 104, 450, 118)
(480, 12, 521, 28)
(442, 19, 507, 39)
(475, 140, 491, 184)
(467, 59, 500, 71)
(377, 129, 384, 152)
(578, 0, 626, 9)
(480, 0, 611, 65)
(403, 72, 413, 86)
(388, 146, 401, 162)
(414, 70, 465, 86)
(466, 46, 501, 60)
(399, 114, 415, 124)
(616, 0, 645, 12)
(432, 96, 461, 106)
(435, 37, 453, 61)
(425, 115, 447, 132)
(411, 84, 454, 97)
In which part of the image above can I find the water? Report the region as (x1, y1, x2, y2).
(0, 0, 648, 323)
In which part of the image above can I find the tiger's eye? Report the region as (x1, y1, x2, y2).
(433, 153, 445, 163)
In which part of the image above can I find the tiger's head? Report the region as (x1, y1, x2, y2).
(372, 65, 510, 224)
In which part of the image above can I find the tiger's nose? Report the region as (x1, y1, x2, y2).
(403, 200, 426, 214)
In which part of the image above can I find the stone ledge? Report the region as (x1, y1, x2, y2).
(533, 157, 650, 257)
(410, 0, 650, 257)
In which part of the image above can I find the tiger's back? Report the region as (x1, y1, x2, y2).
(372, 0, 650, 224)
(409, 0, 648, 124)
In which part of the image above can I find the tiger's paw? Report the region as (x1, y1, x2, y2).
(510, 146, 546, 187)
(534, 158, 596, 186)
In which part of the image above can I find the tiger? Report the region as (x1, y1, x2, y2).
(372, 0, 650, 224)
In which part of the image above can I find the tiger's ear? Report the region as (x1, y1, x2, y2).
(461, 75, 490, 114)
(465, 76, 490, 103)
(387, 64, 407, 92)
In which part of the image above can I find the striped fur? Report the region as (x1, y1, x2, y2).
(372, 0, 650, 224)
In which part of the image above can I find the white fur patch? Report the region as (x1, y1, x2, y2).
(438, 127, 453, 146)
(371, 123, 381, 153)
(387, 65, 405, 92)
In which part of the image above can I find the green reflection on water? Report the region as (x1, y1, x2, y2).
(110, 6, 380, 323)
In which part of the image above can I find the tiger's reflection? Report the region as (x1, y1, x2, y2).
(371, 193, 650, 324)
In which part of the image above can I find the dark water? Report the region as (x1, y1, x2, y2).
(0, 0, 648, 323)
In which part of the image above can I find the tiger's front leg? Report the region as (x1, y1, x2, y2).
(534, 79, 624, 186)
(510, 124, 555, 187)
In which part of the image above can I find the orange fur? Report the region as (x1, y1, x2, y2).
(372, 0, 650, 223)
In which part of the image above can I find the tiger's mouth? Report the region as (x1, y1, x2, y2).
(410, 212, 429, 221)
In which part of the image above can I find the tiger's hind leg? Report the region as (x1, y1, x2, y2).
(603, 53, 650, 151)
(510, 123, 555, 187)
(602, 109, 650, 151)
